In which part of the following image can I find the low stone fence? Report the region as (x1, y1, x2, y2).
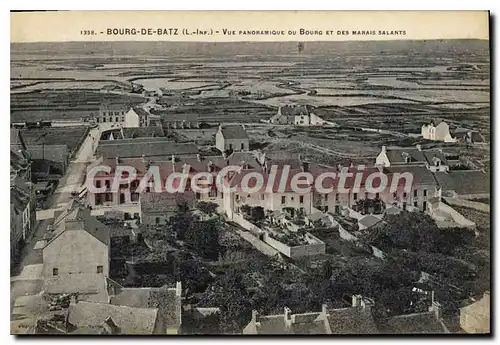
(444, 197, 490, 214)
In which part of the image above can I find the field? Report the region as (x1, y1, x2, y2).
(11, 41, 490, 165)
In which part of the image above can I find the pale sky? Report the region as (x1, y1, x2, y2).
(11, 11, 489, 43)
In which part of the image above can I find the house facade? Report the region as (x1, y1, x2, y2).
(94, 103, 128, 124)
(421, 121, 456, 142)
(124, 107, 161, 128)
(215, 125, 250, 152)
(42, 200, 110, 280)
(270, 105, 325, 126)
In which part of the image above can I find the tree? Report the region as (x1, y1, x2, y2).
(197, 201, 218, 215)
(250, 206, 265, 222)
(184, 219, 221, 260)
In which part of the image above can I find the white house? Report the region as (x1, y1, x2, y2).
(421, 121, 456, 142)
(270, 105, 326, 126)
(124, 107, 161, 128)
(215, 125, 250, 153)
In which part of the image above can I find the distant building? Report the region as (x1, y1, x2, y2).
(460, 291, 490, 334)
(421, 121, 456, 142)
(10, 129, 35, 259)
(379, 292, 449, 334)
(27, 144, 69, 177)
(376, 145, 450, 172)
(270, 105, 325, 126)
(124, 107, 161, 128)
(243, 295, 378, 334)
(215, 125, 250, 152)
(94, 103, 128, 125)
(42, 200, 110, 282)
(434, 170, 490, 199)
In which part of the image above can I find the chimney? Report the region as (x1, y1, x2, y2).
(381, 145, 386, 153)
(70, 295, 78, 305)
(171, 154, 176, 164)
(429, 291, 442, 320)
(222, 151, 227, 160)
(284, 307, 292, 327)
(416, 144, 422, 151)
(352, 294, 362, 307)
(251, 310, 260, 324)
(115, 156, 120, 165)
(197, 153, 202, 162)
(321, 303, 328, 318)
(141, 154, 146, 163)
(175, 281, 182, 297)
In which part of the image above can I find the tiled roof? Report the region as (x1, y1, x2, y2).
(422, 150, 448, 166)
(67, 301, 158, 335)
(434, 170, 490, 195)
(385, 148, 426, 164)
(327, 307, 379, 334)
(96, 139, 198, 159)
(140, 192, 196, 214)
(219, 125, 249, 140)
(48, 200, 110, 247)
(279, 105, 310, 116)
(27, 145, 68, 163)
(109, 284, 181, 328)
(358, 215, 383, 229)
(381, 311, 448, 334)
(132, 107, 151, 119)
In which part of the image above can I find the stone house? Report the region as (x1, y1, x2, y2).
(124, 107, 161, 128)
(421, 121, 456, 142)
(42, 200, 110, 280)
(215, 125, 249, 152)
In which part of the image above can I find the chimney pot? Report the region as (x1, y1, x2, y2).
(197, 153, 201, 162)
(352, 294, 362, 308)
(176, 281, 182, 297)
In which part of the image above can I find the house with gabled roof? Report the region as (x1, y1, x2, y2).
(42, 199, 111, 281)
(270, 105, 326, 126)
(215, 124, 249, 153)
(243, 295, 378, 334)
(421, 120, 456, 143)
(124, 107, 161, 128)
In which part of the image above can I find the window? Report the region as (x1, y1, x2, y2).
(155, 217, 160, 225)
(414, 201, 418, 207)
(353, 193, 358, 201)
(291, 197, 294, 201)
(324, 206, 329, 212)
(229, 144, 233, 150)
(97, 265, 103, 274)
(96, 118, 100, 123)
(335, 205, 340, 214)
(261, 194, 265, 200)
(241, 143, 245, 150)
(102, 117, 106, 123)
(196, 192, 201, 200)
(422, 201, 427, 211)
(209, 186, 217, 198)
(105, 193, 112, 202)
(299, 196, 304, 204)
(403, 202, 407, 210)
(114, 111, 119, 115)
(335, 193, 339, 202)
(96, 180, 101, 188)
(131, 192, 139, 202)
(423, 189, 427, 197)
(53, 268, 58, 276)
(105, 180, 111, 189)
(393, 192, 397, 199)
(403, 192, 407, 198)
(414, 190, 418, 197)
(281, 196, 286, 204)
(115, 117, 119, 122)
(120, 193, 125, 204)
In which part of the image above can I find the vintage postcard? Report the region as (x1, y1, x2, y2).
(10, 11, 490, 335)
